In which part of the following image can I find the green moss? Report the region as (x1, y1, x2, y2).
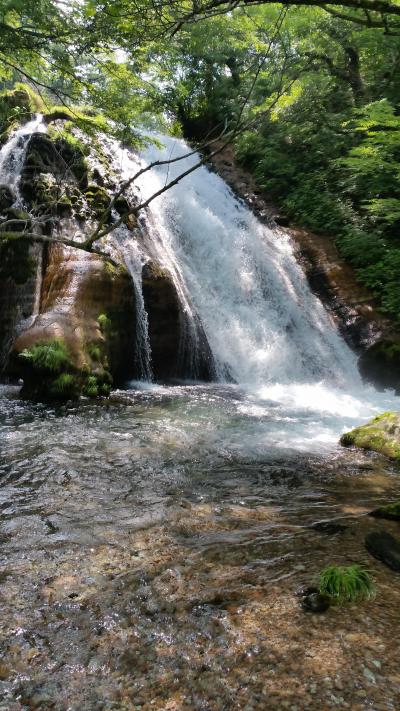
(378, 501, 400, 517)
(83, 375, 99, 398)
(85, 185, 111, 216)
(0, 83, 45, 135)
(50, 373, 78, 398)
(87, 343, 102, 362)
(45, 106, 109, 135)
(318, 565, 375, 605)
(340, 412, 400, 460)
(98, 313, 112, 334)
(100, 382, 111, 396)
(19, 340, 71, 373)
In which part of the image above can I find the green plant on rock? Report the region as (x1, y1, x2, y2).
(98, 313, 112, 334)
(100, 382, 111, 396)
(19, 340, 71, 373)
(318, 565, 375, 605)
(87, 343, 102, 362)
(50, 373, 78, 398)
(83, 375, 99, 398)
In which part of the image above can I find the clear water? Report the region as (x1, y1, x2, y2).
(1, 383, 400, 709)
(1, 128, 400, 709)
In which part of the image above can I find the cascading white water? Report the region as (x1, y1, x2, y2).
(118, 230, 153, 381)
(0, 115, 46, 205)
(0, 116, 47, 334)
(111, 138, 212, 380)
(131, 133, 398, 437)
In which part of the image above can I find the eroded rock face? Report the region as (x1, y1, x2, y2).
(8, 243, 136, 399)
(141, 260, 214, 382)
(340, 411, 400, 460)
(0, 241, 41, 373)
(142, 261, 182, 380)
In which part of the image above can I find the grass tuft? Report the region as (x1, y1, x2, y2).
(318, 565, 375, 604)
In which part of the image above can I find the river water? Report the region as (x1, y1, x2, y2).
(1, 129, 400, 709)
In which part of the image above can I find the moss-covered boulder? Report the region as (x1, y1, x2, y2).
(0, 83, 45, 140)
(369, 501, 400, 521)
(340, 412, 400, 460)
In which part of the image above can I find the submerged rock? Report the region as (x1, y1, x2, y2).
(365, 531, 400, 571)
(301, 592, 330, 613)
(311, 521, 347, 535)
(340, 412, 400, 460)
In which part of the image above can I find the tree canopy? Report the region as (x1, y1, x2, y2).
(1, 0, 400, 319)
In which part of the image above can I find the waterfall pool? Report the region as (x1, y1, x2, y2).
(1, 381, 400, 709)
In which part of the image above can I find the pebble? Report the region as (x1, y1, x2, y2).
(363, 667, 376, 684)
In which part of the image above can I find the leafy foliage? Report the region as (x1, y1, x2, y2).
(318, 564, 375, 604)
(50, 372, 78, 397)
(19, 340, 71, 373)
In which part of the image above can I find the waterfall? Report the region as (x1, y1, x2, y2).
(129, 133, 398, 422)
(118, 230, 153, 381)
(111, 138, 214, 381)
(135, 135, 359, 387)
(0, 115, 46, 205)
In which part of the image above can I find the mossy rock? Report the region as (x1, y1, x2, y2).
(16, 339, 112, 401)
(0, 208, 31, 232)
(340, 412, 400, 460)
(0, 185, 14, 211)
(369, 500, 400, 521)
(85, 185, 111, 217)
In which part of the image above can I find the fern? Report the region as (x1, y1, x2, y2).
(20, 340, 71, 373)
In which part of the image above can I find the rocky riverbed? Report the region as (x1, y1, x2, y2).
(1, 384, 400, 710)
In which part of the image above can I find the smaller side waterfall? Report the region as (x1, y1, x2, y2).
(118, 232, 153, 381)
(108, 139, 215, 381)
(0, 115, 46, 204)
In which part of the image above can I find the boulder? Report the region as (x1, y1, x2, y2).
(8, 243, 136, 399)
(358, 339, 400, 392)
(365, 531, 400, 571)
(141, 261, 182, 380)
(340, 411, 400, 460)
(369, 501, 400, 521)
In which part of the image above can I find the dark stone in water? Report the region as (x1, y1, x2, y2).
(295, 585, 318, 598)
(369, 503, 400, 521)
(311, 521, 347, 535)
(301, 592, 330, 613)
(365, 531, 400, 571)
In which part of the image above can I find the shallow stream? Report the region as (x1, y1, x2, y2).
(1, 382, 400, 710)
